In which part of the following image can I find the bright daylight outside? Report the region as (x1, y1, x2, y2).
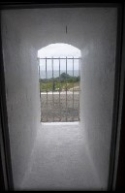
(38, 43, 81, 122)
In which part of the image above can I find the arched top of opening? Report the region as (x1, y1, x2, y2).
(37, 43, 81, 58)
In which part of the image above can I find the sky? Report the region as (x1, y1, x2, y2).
(37, 43, 81, 73)
(37, 43, 81, 58)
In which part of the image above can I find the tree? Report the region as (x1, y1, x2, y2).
(52, 81, 55, 91)
(60, 72, 70, 82)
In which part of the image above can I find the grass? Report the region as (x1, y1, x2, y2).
(40, 81, 80, 92)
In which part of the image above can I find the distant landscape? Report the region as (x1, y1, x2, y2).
(40, 72, 80, 92)
(40, 70, 79, 79)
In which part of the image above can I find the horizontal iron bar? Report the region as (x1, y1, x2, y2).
(38, 57, 81, 59)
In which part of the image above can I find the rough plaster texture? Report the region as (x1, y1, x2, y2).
(1, 7, 117, 190)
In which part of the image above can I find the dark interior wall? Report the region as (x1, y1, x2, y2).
(115, 77, 125, 190)
(115, 4, 125, 190)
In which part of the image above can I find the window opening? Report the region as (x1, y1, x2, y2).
(38, 43, 81, 122)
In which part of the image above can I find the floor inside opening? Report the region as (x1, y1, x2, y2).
(21, 123, 101, 190)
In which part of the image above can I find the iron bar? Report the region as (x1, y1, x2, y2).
(78, 59, 80, 121)
(52, 57, 54, 122)
(45, 58, 48, 122)
(39, 57, 80, 122)
(38, 57, 81, 60)
(59, 57, 61, 121)
(73, 57, 74, 121)
(66, 57, 67, 121)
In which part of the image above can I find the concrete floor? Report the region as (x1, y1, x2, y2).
(21, 123, 101, 191)
(41, 93, 80, 122)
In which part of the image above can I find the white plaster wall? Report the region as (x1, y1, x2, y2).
(80, 9, 117, 187)
(1, 13, 41, 189)
(1, 7, 117, 190)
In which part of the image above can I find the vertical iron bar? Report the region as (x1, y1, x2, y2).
(59, 58, 61, 121)
(45, 58, 48, 122)
(78, 59, 80, 121)
(73, 57, 74, 121)
(52, 57, 54, 122)
(66, 57, 67, 122)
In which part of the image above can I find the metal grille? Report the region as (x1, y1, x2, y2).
(38, 57, 80, 122)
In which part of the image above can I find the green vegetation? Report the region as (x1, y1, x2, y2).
(40, 72, 80, 92)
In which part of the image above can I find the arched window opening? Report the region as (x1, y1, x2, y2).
(37, 43, 81, 122)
